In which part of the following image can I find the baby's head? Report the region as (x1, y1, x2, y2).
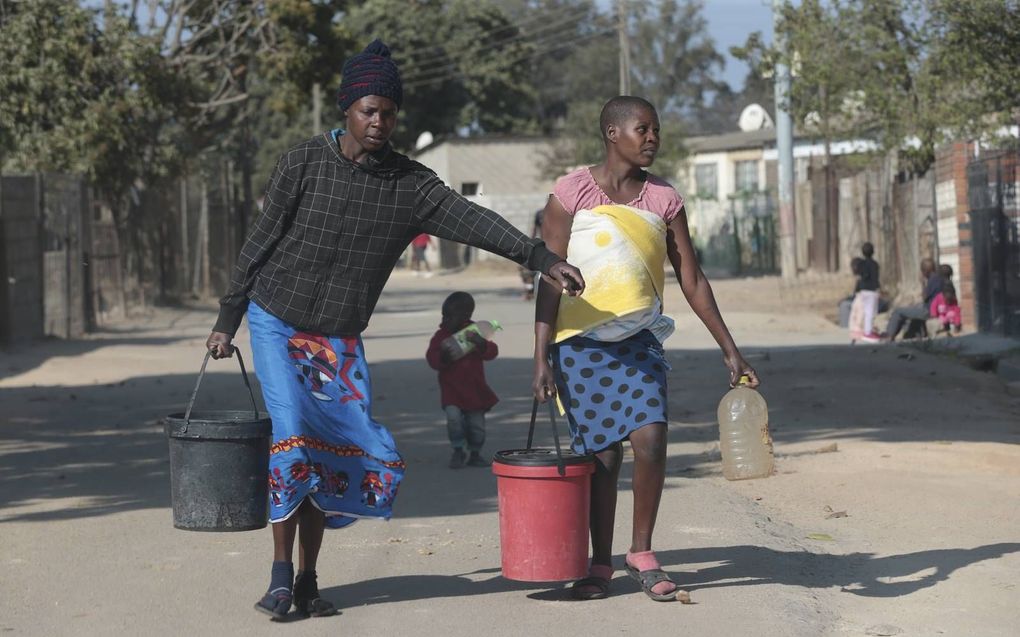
(441, 291, 475, 331)
(850, 257, 863, 275)
(861, 242, 874, 258)
(939, 264, 954, 281)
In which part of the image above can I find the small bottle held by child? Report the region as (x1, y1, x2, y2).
(440, 320, 503, 362)
(717, 376, 773, 480)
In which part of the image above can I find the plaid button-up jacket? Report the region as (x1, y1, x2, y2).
(214, 132, 561, 336)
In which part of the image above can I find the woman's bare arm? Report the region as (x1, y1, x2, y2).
(533, 195, 574, 401)
(666, 206, 759, 387)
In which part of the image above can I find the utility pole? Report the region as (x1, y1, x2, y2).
(617, 0, 631, 95)
(312, 82, 322, 135)
(773, 0, 797, 278)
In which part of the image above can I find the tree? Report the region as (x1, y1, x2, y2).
(697, 69, 775, 135)
(736, 0, 1020, 173)
(735, 0, 898, 271)
(551, 0, 727, 179)
(925, 0, 1020, 147)
(500, 0, 616, 130)
(345, 0, 541, 149)
(0, 0, 186, 203)
(629, 0, 727, 126)
(127, 0, 358, 242)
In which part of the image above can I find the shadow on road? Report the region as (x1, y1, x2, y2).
(661, 542, 1020, 598)
(319, 542, 1020, 607)
(0, 334, 195, 382)
(1, 343, 1017, 523)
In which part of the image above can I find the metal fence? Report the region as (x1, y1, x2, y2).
(0, 173, 94, 345)
(967, 150, 1020, 336)
(698, 190, 778, 276)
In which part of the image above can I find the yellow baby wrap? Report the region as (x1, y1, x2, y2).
(554, 204, 667, 343)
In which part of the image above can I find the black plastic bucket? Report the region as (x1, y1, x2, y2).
(165, 349, 271, 531)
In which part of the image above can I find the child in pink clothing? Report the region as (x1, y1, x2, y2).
(930, 287, 961, 333)
(930, 264, 961, 333)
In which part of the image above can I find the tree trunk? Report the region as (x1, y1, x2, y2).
(193, 177, 209, 296)
(239, 127, 253, 242)
(824, 136, 838, 272)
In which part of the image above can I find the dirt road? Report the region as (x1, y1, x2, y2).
(2, 271, 1018, 636)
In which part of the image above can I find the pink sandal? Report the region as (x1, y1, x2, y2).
(625, 551, 690, 603)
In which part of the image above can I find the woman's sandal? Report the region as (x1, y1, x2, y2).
(293, 571, 338, 618)
(570, 564, 613, 600)
(625, 551, 692, 603)
(254, 588, 292, 620)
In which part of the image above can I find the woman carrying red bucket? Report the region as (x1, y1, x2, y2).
(532, 96, 760, 601)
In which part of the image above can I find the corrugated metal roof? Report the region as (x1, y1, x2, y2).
(684, 128, 778, 153)
(412, 134, 550, 157)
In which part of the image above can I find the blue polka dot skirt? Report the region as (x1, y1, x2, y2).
(551, 329, 669, 454)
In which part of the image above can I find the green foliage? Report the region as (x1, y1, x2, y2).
(0, 1, 187, 202)
(629, 0, 725, 123)
(499, 0, 616, 129)
(0, 0, 755, 200)
(259, 0, 357, 117)
(734, 1, 866, 153)
(345, 0, 539, 149)
(734, 0, 1020, 172)
(548, 0, 725, 180)
(926, 0, 1020, 144)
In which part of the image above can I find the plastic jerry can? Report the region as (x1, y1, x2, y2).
(440, 320, 502, 361)
(717, 376, 773, 480)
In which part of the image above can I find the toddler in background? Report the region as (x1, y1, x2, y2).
(426, 292, 499, 468)
(930, 264, 962, 334)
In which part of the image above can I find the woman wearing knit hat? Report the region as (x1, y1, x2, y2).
(204, 39, 585, 621)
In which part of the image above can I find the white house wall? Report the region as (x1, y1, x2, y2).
(414, 143, 452, 185)
(412, 139, 556, 267)
(466, 193, 548, 262)
(683, 148, 765, 247)
(442, 140, 556, 197)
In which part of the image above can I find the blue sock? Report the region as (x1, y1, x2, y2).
(269, 561, 294, 595)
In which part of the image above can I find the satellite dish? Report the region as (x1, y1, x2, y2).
(738, 104, 775, 132)
(414, 131, 434, 151)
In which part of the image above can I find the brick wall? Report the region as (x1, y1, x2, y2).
(935, 142, 977, 328)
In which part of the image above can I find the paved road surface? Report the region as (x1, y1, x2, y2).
(2, 271, 1018, 636)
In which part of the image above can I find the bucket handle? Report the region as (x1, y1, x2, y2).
(183, 347, 260, 429)
(527, 397, 567, 477)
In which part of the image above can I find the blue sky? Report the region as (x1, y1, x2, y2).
(702, 0, 775, 88)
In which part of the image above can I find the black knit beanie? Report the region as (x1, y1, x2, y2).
(337, 39, 403, 112)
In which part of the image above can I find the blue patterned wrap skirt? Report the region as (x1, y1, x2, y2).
(551, 329, 669, 454)
(248, 303, 405, 529)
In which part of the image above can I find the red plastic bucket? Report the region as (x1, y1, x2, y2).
(492, 448, 595, 582)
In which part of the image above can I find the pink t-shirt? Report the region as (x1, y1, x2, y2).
(552, 167, 684, 223)
(929, 292, 962, 327)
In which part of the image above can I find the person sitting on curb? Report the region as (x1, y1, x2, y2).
(883, 258, 944, 341)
